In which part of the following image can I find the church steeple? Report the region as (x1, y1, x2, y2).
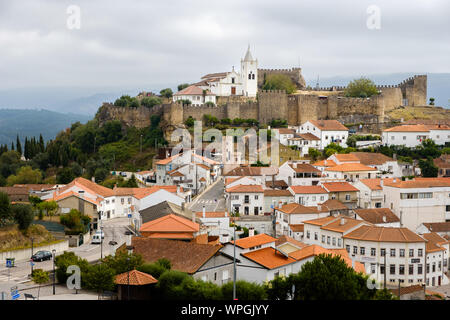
(243, 44, 254, 62)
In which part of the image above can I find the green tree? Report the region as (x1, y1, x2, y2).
(221, 280, 267, 300)
(160, 88, 173, 98)
(344, 78, 378, 98)
(308, 148, 322, 161)
(32, 269, 49, 299)
(290, 254, 375, 300)
(429, 97, 435, 105)
(84, 264, 116, 298)
(262, 74, 297, 94)
(12, 204, 34, 231)
(38, 200, 58, 221)
(56, 167, 76, 184)
(141, 96, 162, 108)
(55, 252, 90, 285)
(419, 157, 438, 177)
(0, 191, 12, 226)
(94, 168, 109, 183)
(265, 275, 292, 300)
(138, 258, 172, 279)
(373, 288, 398, 300)
(6, 166, 42, 185)
(184, 116, 195, 127)
(177, 83, 190, 91)
(102, 251, 144, 275)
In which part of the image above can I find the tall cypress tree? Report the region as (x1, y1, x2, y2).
(39, 134, 45, 153)
(11, 142, 14, 151)
(24, 137, 29, 160)
(16, 135, 22, 155)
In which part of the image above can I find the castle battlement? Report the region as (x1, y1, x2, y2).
(258, 89, 286, 94)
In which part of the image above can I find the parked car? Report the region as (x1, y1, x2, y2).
(95, 230, 105, 239)
(31, 250, 52, 262)
(91, 234, 102, 244)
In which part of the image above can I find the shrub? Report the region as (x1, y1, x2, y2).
(12, 204, 34, 231)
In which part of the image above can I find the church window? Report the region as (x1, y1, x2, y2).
(248, 73, 252, 80)
(252, 74, 255, 79)
(232, 77, 235, 84)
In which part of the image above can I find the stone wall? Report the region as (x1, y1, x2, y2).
(258, 68, 306, 89)
(257, 90, 288, 124)
(96, 103, 164, 128)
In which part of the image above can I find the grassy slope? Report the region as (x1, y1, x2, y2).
(386, 106, 450, 121)
(0, 224, 57, 252)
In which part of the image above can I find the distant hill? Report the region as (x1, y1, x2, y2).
(0, 109, 91, 145)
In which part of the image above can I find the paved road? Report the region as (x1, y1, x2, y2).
(0, 217, 131, 285)
(189, 179, 226, 213)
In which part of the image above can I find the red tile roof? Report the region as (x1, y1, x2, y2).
(354, 208, 400, 224)
(325, 163, 378, 172)
(174, 85, 215, 96)
(140, 214, 199, 233)
(241, 247, 297, 269)
(309, 120, 348, 131)
(231, 233, 277, 249)
(225, 185, 264, 193)
(321, 182, 359, 192)
(114, 270, 158, 285)
(383, 177, 450, 189)
(289, 185, 327, 194)
(276, 203, 320, 214)
(343, 225, 425, 243)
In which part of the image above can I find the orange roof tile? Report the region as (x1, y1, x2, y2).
(383, 177, 450, 189)
(303, 216, 337, 226)
(360, 178, 382, 190)
(322, 182, 359, 192)
(276, 203, 320, 214)
(289, 185, 327, 194)
(57, 177, 115, 198)
(321, 217, 365, 233)
(333, 154, 360, 162)
(196, 211, 228, 218)
(232, 233, 277, 249)
(140, 214, 199, 233)
(309, 120, 348, 131)
(241, 247, 297, 269)
(354, 208, 400, 224)
(288, 224, 304, 232)
(312, 159, 337, 167)
(114, 270, 158, 285)
(343, 225, 425, 243)
(384, 124, 431, 132)
(325, 163, 378, 172)
(155, 153, 181, 165)
(225, 184, 264, 193)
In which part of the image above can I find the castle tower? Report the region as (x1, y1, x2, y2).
(240, 45, 258, 97)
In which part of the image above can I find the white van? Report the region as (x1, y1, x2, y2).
(91, 234, 102, 244)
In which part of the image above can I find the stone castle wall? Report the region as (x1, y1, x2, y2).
(97, 75, 428, 132)
(258, 68, 306, 89)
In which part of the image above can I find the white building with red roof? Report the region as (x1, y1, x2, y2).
(172, 85, 216, 105)
(382, 124, 450, 148)
(297, 120, 349, 149)
(225, 184, 264, 216)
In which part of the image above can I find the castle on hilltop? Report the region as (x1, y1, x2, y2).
(97, 47, 429, 135)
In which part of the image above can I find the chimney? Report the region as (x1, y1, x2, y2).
(202, 205, 206, 218)
(249, 227, 255, 237)
(225, 211, 228, 217)
(340, 218, 346, 225)
(221, 233, 230, 243)
(91, 176, 95, 183)
(393, 178, 397, 183)
(382, 216, 387, 223)
(78, 190, 85, 199)
(380, 179, 384, 187)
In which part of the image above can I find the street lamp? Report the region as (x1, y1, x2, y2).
(52, 249, 56, 295)
(127, 257, 131, 301)
(30, 237, 34, 274)
(233, 223, 237, 300)
(100, 225, 104, 260)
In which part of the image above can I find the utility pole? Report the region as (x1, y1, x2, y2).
(233, 224, 237, 300)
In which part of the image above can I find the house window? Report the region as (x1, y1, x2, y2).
(426, 264, 430, 273)
(380, 248, 386, 256)
(346, 245, 350, 253)
(371, 248, 376, 256)
(338, 238, 342, 247)
(390, 264, 396, 275)
(244, 195, 249, 203)
(371, 264, 376, 274)
(380, 265, 385, 275)
(418, 249, 423, 257)
(418, 264, 423, 275)
(360, 247, 365, 255)
(345, 194, 350, 201)
(327, 236, 330, 244)
(399, 249, 405, 257)
(409, 249, 414, 257)
(399, 265, 405, 275)
(306, 231, 310, 239)
(353, 246, 358, 255)
(409, 265, 414, 275)
(254, 195, 258, 200)
(332, 237, 336, 246)
(403, 136, 406, 140)
(322, 235, 325, 243)
(390, 249, 396, 257)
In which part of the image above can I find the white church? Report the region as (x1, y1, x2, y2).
(173, 46, 258, 106)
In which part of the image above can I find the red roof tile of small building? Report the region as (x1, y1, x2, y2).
(114, 270, 158, 286)
(231, 233, 277, 249)
(321, 182, 359, 192)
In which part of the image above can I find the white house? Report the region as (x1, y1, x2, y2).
(353, 178, 385, 209)
(422, 232, 449, 286)
(382, 124, 450, 148)
(382, 177, 450, 231)
(275, 203, 330, 237)
(225, 184, 265, 216)
(350, 152, 403, 178)
(277, 161, 322, 186)
(286, 133, 321, 157)
(263, 189, 294, 215)
(343, 225, 429, 287)
(172, 85, 216, 105)
(288, 185, 329, 206)
(224, 166, 279, 185)
(297, 120, 349, 149)
(273, 128, 296, 146)
(323, 162, 379, 182)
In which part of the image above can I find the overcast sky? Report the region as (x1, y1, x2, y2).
(0, 0, 449, 91)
